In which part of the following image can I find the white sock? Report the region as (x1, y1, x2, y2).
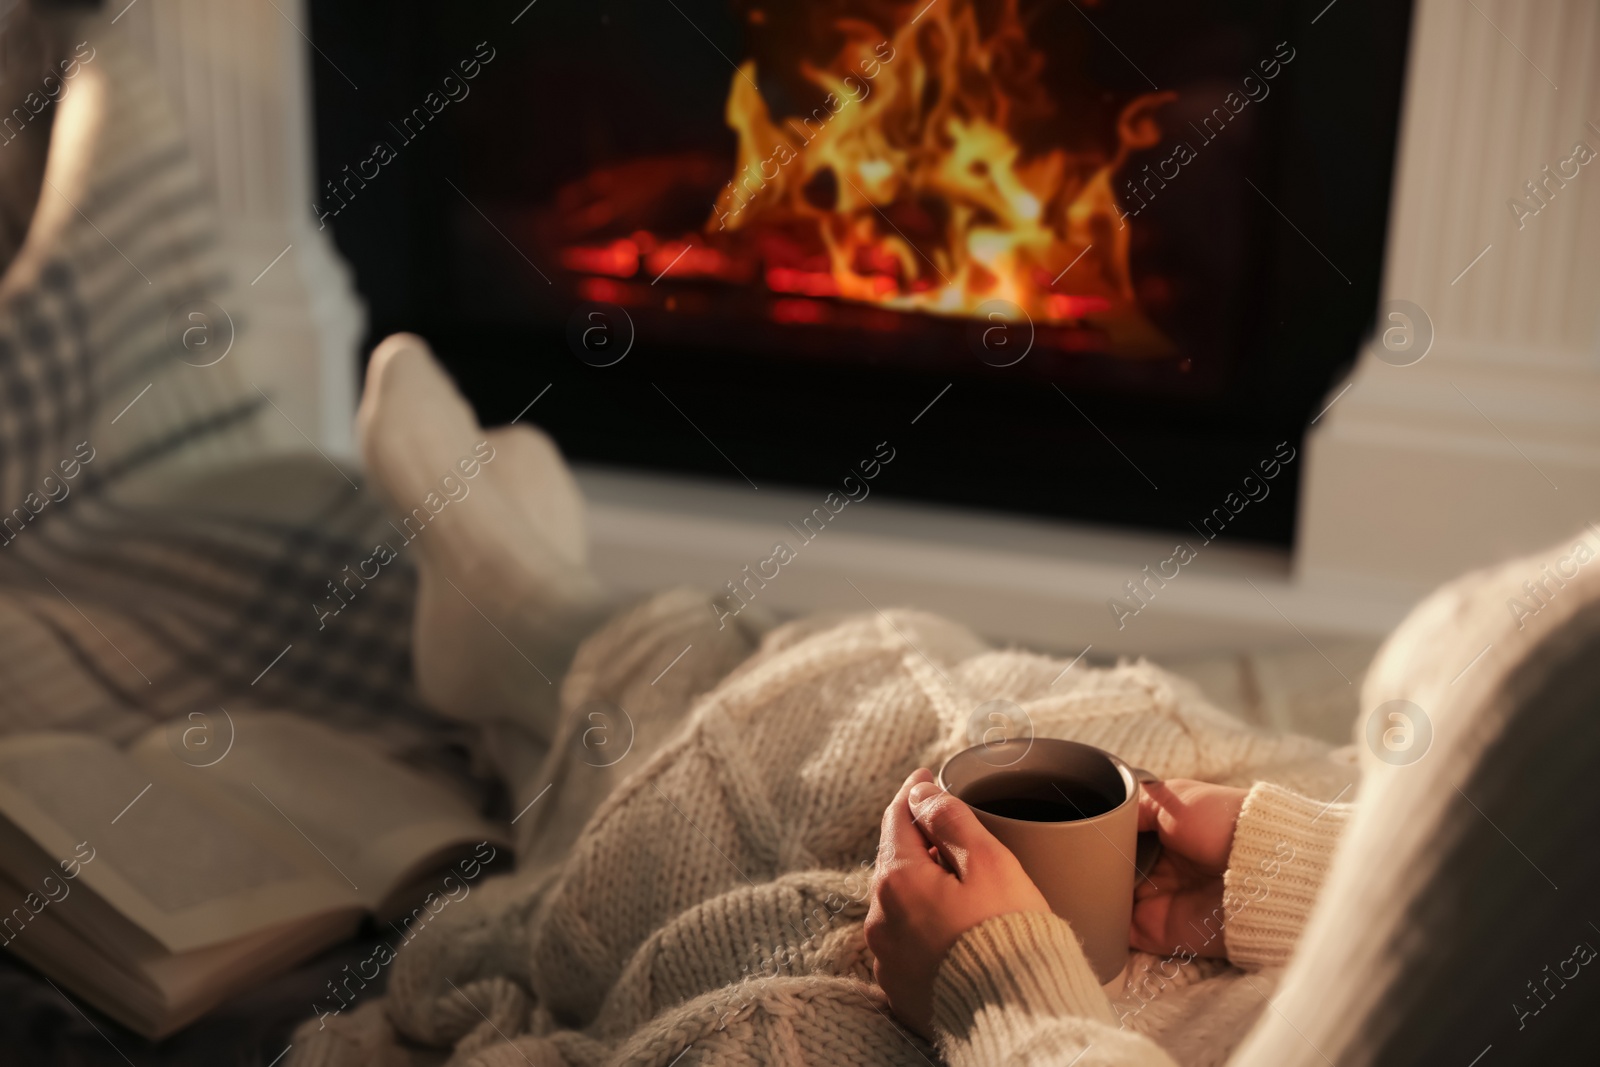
(356, 333, 607, 735)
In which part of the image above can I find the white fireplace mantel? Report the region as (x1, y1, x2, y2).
(1299, 0, 1600, 597)
(581, 0, 1600, 656)
(125, 0, 1598, 658)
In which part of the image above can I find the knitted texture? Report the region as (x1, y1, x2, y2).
(1226, 528, 1600, 1065)
(1221, 783, 1352, 968)
(290, 593, 1353, 1067)
(928, 527, 1600, 1065)
(932, 910, 1125, 1067)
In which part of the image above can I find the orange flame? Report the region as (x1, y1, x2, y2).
(709, 0, 1172, 324)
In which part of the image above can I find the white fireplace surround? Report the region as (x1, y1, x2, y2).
(123, 0, 1600, 657)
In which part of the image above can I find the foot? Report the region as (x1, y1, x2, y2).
(357, 333, 605, 731)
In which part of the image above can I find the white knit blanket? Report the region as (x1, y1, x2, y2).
(291, 590, 1359, 1067)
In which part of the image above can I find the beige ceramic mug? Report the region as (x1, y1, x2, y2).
(939, 737, 1159, 987)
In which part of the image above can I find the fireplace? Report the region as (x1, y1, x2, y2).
(542, 1, 1196, 367)
(310, 0, 1413, 546)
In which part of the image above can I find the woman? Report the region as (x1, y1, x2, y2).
(0, 6, 1592, 1061)
(288, 335, 1600, 1066)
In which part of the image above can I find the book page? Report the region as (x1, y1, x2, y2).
(130, 711, 508, 910)
(0, 734, 361, 954)
(0, 865, 358, 1040)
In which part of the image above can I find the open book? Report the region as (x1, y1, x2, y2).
(0, 711, 510, 1039)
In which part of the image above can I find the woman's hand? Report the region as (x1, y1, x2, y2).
(864, 767, 1051, 1038)
(1131, 778, 1249, 958)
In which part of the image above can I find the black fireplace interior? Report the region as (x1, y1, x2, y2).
(309, 0, 1414, 546)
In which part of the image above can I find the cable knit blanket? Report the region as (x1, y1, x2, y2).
(291, 589, 1357, 1067)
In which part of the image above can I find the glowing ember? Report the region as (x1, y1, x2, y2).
(561, 238, 640, 278)
(707, 0, 1173, 325)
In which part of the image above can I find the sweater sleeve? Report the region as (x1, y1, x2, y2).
(1222, 781, 1353, 969)
(931, 910, 1181, 1067)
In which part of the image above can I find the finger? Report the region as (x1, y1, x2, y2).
(878, 770, 938, 870)
(1136, 780, 1194, 847)
(1161, 884, 1229, 959)
(1131, 884, 1228, 959)
(1129, 895, 1172, 956)
(1137, 788, 1163, 833)
(1133, 856, 1182, 901)
(908, 781, 1004, 880)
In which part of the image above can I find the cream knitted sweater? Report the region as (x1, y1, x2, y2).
(926, 526, 1600, 1065)
(932, 781, 1349, 1067)
(292, 589, 1354, 1067)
